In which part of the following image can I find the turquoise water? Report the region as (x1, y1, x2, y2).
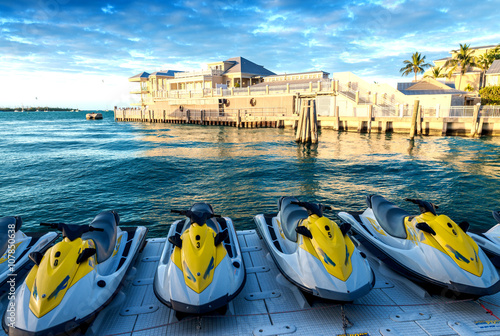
(1, 110, 499, 237)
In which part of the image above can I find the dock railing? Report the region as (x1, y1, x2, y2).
(481, 105, 500, 117)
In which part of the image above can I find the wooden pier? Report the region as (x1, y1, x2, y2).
(114, 107, 297, 129)
(114, 102, 500, 138)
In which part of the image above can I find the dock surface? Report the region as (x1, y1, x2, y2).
(5, 230, 500, 335)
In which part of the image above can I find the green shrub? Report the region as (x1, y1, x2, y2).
(479, 85, 500, 105)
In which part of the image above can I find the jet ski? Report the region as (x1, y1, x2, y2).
(154, 203, 245, 314)
(3, 210, 148, 335)
(254, 197, 375, 301)
(338, 195, 500, 298)
(0, 216, 59, 295)
(468, 210, 500, 268)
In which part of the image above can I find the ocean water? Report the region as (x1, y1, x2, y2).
(1, 110, 499, 237)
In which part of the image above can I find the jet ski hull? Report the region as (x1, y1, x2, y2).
(154, 217, 245, 314)
(0, 231, 59, 294)
(469, 224, 500, 268)
(339, 210, 500, 298)
(254, 213, 374, 302)
(3, 226, 148, 336)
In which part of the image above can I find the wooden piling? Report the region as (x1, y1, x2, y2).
(304, 105, 311, 142)
(367, 105, 373, 133)
(311, 100, 318, 143)
(470, 104, 480, 137)
(409, 100, 420, 140)
(300, 102, 309, 142)
(295, 100, 306, 142)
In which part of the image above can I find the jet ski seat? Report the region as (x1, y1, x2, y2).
(279, 197, 309, 242)
(83, 211, 118, 263)
(370, 195, 410, 239)
(0, 216, 22, 257)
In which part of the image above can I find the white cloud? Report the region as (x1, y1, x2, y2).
(6, 35, 36, 45)
(101, 5, 116, 14)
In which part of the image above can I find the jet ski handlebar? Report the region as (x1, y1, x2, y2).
(171, 209, 221, 226)
(290, 201, 331, 217)
(404, 198, 438, 215)
(40, 222, 104, 241)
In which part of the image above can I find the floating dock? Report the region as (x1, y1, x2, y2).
(2, 230, 496, 336)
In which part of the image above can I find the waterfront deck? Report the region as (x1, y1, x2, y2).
(114, 106, 500, 136)
(119, 71, 500, 137)
(6, 230, 491, 336)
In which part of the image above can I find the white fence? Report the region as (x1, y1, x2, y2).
(481, 106, 500, 117)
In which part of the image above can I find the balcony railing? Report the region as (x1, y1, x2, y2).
(174, 69, 224, 79)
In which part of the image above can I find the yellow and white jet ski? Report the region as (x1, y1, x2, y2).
(254, 197, 375, 301)
(0, 216, 59, 295)
(3, 211, 148, 335)
(338, 195, 500, 298)
(468, 211, 500, 268)
(154, 203, 245, 314)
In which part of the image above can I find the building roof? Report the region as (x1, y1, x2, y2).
(451, 44, 499, 52)
(398, 78, 467, 95)
(150, 70, 183, 77)
(266, 70, 330, 78)
(486, 60, 500, 75)
(129, 71, 150, 79)
(223, 57, 276, 76)
(399, 89, 467, 95)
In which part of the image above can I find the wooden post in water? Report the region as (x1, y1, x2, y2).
(301, 101, 310, 142)
(311, 100, 318, 143)
(304, 102, 311, 142)
(295, 99, 319, 143)
(333, 106, 340, 131)
(409, 100, 420, 140)
(470, 104, 480, 137)
(236, 110, 241, 128)
(367, 105, 373, 133)
(417, 104, 423, 135)
(295, 100, 306, 142)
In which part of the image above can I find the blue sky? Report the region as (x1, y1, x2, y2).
(1, 0, 499, 110)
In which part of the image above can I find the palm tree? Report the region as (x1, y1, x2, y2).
(400, 52, 432, 81)
(479, 45, 500, 88)
(424, 65, 446, 79)
(476, 54, 491, 89)
(445, 43, 476, 90)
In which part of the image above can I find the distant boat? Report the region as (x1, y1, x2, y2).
(86, 112, 103, 120)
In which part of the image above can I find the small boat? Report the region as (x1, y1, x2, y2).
(86, 112, 103, 120)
